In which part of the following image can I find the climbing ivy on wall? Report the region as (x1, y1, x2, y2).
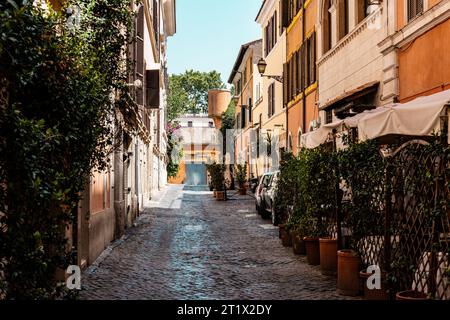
(0, 0, 134, 299)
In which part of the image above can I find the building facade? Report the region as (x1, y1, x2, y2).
(168, 114, 220, 186)
(280, 0, 320, 155)
(255, 0, 287, 175)
(76, 0, 176, 268)
(380, 0, 450, 104)
(228, 40, 263, 179)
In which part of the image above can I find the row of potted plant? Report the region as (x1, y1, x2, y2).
(271, 140, 444, 300)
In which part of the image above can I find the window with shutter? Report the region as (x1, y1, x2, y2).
(153, 0, 159, 51)
(248, 98, 253, 123)
(311, 32, 316, 84)
(292, 53, 297, 97)
(271, 83, 275, 116)
(281, 0, 289, 29)
(268, 84, 272, 118)
(135, 5, 145, 106)
(408, 0, 424, 21)
(283, 63, 288, 108)
(296, 49, 302, 93)
(145, 69, 160, 108)
(302, 44, 307, 90)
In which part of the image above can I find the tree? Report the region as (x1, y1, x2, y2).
(167, 70, 225, 121)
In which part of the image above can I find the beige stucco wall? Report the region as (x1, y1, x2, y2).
(317, 4, 386, 114)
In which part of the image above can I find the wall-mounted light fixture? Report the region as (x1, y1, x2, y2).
(257, 58, 283, 83)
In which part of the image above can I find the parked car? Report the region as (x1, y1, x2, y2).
(255, 171, 280, 223)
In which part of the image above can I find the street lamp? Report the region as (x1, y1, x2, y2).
(257, 58, 283, 83)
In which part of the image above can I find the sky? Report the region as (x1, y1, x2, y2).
(167, 0, 263, 85)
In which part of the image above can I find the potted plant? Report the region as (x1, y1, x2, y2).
(235, 164, 247, 195)
(298, 213, 321, 266)
(206, 163, 226, 201)
(286, 209, 305, 255)
(280, 222, 293, 247)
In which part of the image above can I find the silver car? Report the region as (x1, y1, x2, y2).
(255, 171, 280, 223)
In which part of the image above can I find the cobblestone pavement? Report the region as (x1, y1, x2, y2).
(80, 185, 357, 300)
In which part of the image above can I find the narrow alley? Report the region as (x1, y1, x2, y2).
(80, 185, 354, 300)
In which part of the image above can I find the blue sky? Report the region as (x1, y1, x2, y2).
(167, 0, 262, 84)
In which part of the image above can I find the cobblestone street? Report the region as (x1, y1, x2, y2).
(80, 185, 355, 300)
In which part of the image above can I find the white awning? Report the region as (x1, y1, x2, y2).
(301, 89, 450, 149)
(357, 89, 450, 143)
(300, 121, 343, 149)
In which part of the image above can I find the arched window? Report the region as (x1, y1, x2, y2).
(322, 0, 332, 54)
(297, 128, 303, 154)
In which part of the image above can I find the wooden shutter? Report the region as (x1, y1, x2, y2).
(135, 6, 145, 106)
(292, 53, 297, 97)
(281, 0, 289, 28)
(303, 42, 308, 89)
(283, 63, 288, 108)
(274, 12, 277, 45)
(272, 84, 276, 115)
(268, 84, 272, 117)
(311, 31, 316, 84)
(145, 69, 160, 108)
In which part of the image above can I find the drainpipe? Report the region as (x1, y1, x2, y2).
(302, 3, 307, 134)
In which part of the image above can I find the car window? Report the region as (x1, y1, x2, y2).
(262, 174, 272, 186)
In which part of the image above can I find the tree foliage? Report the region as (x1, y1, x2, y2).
(167, 70, 225, 120)
(0, 0, 133, 299)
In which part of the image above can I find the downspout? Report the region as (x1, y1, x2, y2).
(302, 2, 307, 135)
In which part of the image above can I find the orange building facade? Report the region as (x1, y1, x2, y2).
(282, 0, 320, 155)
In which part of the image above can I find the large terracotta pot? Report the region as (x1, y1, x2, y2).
(359, 269, 389, 300)
(396, 290, 429, 301)
(213, 190, 217, 198)
(216, 191, 226, 201)
(319, 238, 338, 276)
(238, 187, 247, 195)
(304, 237, 320, 265)
(280, 227, 292, 247)
(292, 231, 306, 255)
(278, 224, 285, 239)
(337, 250, 361, 296)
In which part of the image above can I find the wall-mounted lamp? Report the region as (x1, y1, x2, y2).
(257, 58, 283, 83)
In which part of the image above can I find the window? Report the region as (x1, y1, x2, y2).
(241, 106, 246, 128)
(408, 0, 424, 21)
(236, 79, 242, 95)
(322, 0, 332, 54)
(265, 12, 278, 56)
(358, 0, 371, 23)
(188, 121, 193, 128)
(325, 110, 333, 124)
(338, 0, 349, 40)
(308, 32, 316, 86)
(248, 98, 253, 123)
(268, 83, 275, 118)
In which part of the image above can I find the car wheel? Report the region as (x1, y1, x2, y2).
(271, 208, 279, 226)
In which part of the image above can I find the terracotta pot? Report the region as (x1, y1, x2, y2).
(319, 238, 338, 276)
(238, 187, 247, 195)
(337, 250, 361, 296)
(304, 237, 320, 265)
(292, 231, 306, 255)
(278, 224, 285, 239)
(396, 290, 430, 301)
(280, 227, 292, 247)
(213, 190, 217, 198)
(359, 269, 389, 300)
(216, 191, 226, 201)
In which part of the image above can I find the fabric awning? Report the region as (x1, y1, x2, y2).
(302, 89, 450, 149)
(300, 121, 343, 149)
(357, 89, 450, 143)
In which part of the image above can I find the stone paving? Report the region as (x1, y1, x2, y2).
(80, 184, 357, 300)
